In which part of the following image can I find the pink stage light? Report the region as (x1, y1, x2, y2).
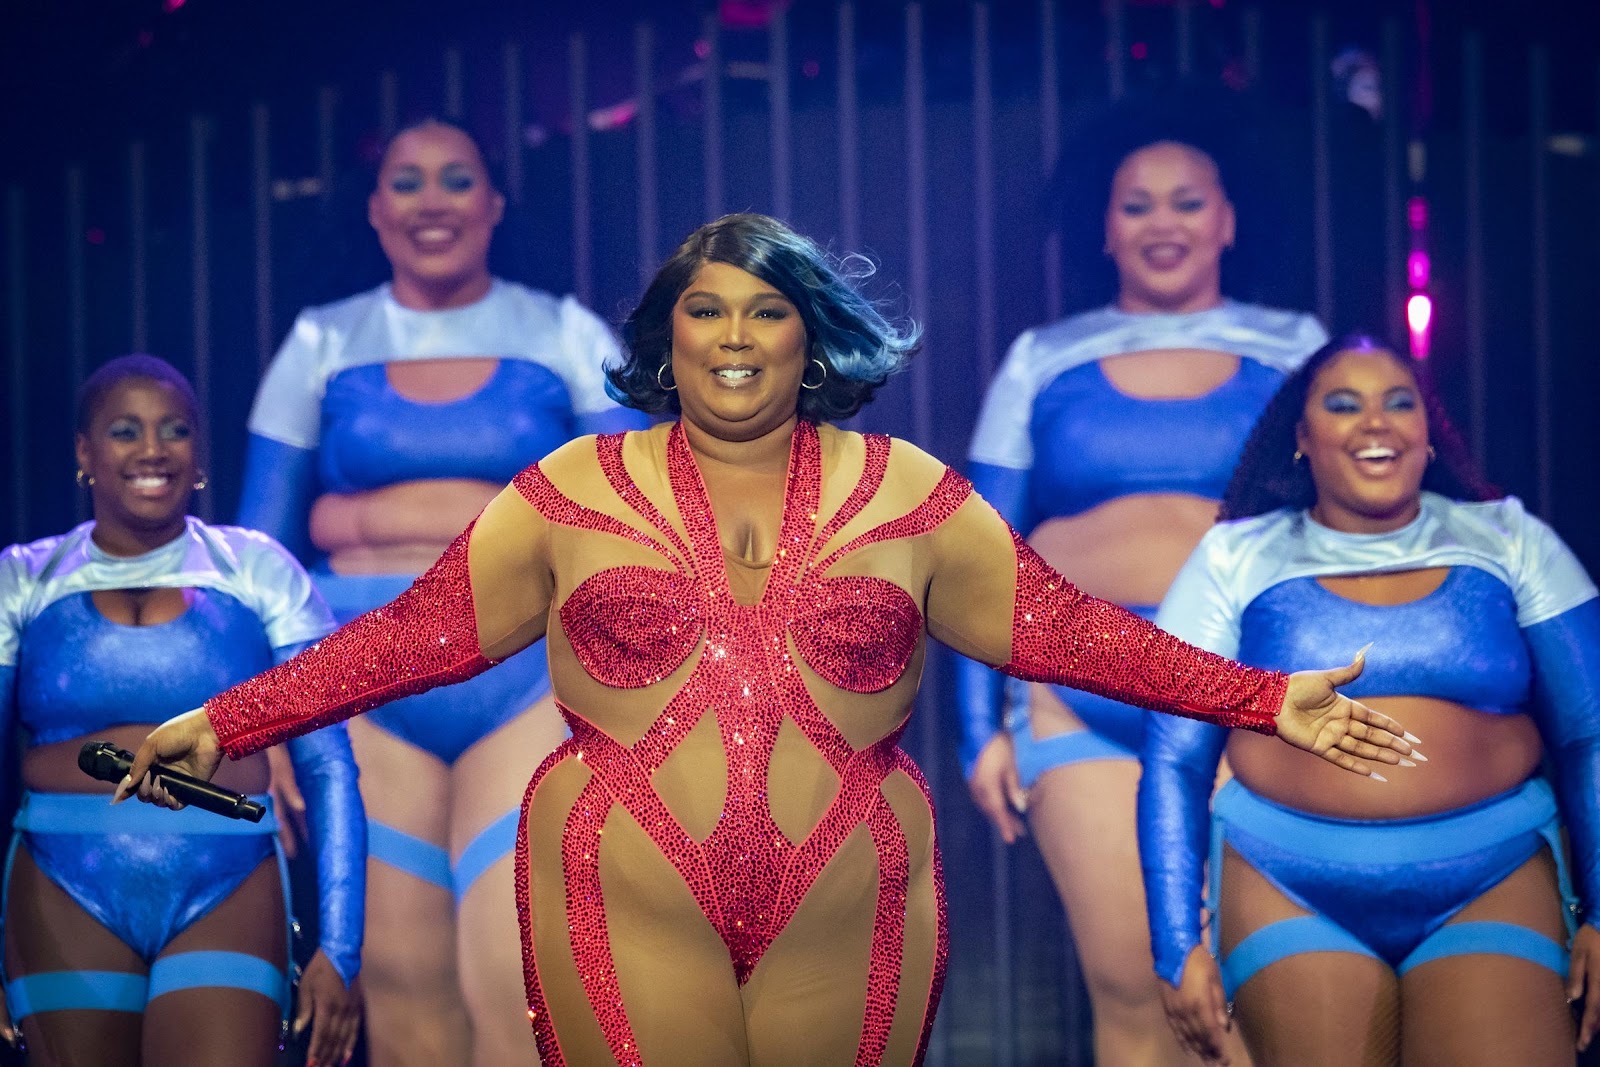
(1407, 294, 1433, 360)
(1408, 250, 1430, 288)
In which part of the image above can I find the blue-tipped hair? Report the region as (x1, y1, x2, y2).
(608, 213, 920, 422)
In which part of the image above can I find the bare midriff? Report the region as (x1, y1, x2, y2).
(1229, 566, 1543, 818)
(312, 358, 505, 576)
(24, 727, 270, 795)
(1025, 347, 1239, 737)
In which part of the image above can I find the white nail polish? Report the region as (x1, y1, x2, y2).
(1402, 731, 1423, 744)
(1399, 758, 1415, 768)
(1411, 751, 1429, 762)
(1371, 772, 1388, 783)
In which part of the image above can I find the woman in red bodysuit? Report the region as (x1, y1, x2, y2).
(119, 215, 1417, 1065)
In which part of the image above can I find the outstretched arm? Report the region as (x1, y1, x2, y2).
(925, 486, 1416, 767)
(116, 480, 554, 796)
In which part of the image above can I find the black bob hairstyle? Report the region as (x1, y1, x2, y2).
(1219, 334, 1498, 521)
(607, 214, 920, 423)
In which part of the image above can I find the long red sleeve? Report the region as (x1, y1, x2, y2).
(1001, 532, 1286, 734)
(205, 526, 494, 758)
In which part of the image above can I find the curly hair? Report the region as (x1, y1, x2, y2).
(1220, 335, 1498, 521)
(607, 214, 920, 422)
(76, 355, 200, 435)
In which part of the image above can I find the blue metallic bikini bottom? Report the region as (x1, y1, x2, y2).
(315, 570, 553, 764)
(1210, 778, 1576, 998)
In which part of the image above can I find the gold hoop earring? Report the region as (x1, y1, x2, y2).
(1292, 450, 1304, 463)
(192, 471, 209, 491)
(801, 358, 828, 391)
(656, 362, 677, 391)
(1427, 445, 1437, 463)
(75, 468, 94, 488)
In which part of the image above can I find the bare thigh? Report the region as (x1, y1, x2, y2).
(3, 845, 143, 1067)
(1220, 846, 1400, 1067)
(1399, 848, 1574, 1067)
(524, 757, 748, 1066)
(452, 697, 567, 1065)
(143, 860, 286, 1067)
(348, 716, 464, 1063)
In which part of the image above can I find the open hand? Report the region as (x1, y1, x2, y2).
(966, 733, 1028, 843)
(1569, 922, 1600, 1053)
(1274, 647, 1423, 777)
(111, 708, 224, 808)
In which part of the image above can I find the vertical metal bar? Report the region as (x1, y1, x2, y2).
(1310, 15, 1334, 326)
(318, 86, 337, 205)
(769, 8, 792, 220)
(1040, 0, 1062, 320)
(1107, 0, 1126, 101)
(569, 33, 593, 308)
(1530, 45, 1551, 517)
(504, 42, 524, 206)
(974, 3, 997, 384)
(444, 46, 464, 120)
(703, 12, 723, 220)
(635, 22, 660, 286)
(1382, 18, 1405, 344)
(906, 5, 931, 450)
(837, 3, 861, 251)
(7, 186, 26, 540)
(379, 70, 399, 139)
(1242, 6, 1263, 87)
(1462, 33, 1486, 469)
(253, 103, 274, 374)
(130, 142, 148, 352)
(1175, 0, 1194, 78)
(190, 116, 213, 521)
(66, 167, 87, 395)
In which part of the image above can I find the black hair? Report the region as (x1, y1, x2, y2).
(1219, 334, 1498, 520)
(76, 355, 200, 435)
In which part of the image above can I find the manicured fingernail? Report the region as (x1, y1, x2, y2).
(1399, 758, 1415, 768)
(1403, 731, 1422, 744)
(1355, 642, 1374, 659)
(1371, 772, 1388, 783)
(1410, 750, 1428, 762)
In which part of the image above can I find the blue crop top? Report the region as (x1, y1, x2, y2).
(18, 590, 277, 744)
(1236, 568, 1530, 714)
(318, 360, 581, 493)
(1028, 358, 1286, 519)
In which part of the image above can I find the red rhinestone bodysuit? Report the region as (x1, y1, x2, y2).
(206, 420, 1286, 1065)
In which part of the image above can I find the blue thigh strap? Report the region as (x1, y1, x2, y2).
(1398, 921, 1570, 977)
(368, 807, 520, 902)
(368, 822, 453, 890)
(5, 972, 148, 1017)
(148, 951, 288, 1004)
(1221, 917, 1380, 999)
(452, 809, 520, 905)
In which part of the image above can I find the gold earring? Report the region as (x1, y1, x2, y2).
(192, 471, 209, 491)
(1427, 446, 1437, 463)
(75, 468, 94, 488)
(1292, 450, 1304, 463)
(801, 358, 828, 391)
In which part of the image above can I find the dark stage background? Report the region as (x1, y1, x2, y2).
(4, 1, 1600, 1062)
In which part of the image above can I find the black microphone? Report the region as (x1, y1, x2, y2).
(78, 741, 266, 823)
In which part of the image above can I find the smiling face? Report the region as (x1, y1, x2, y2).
(669, 261, 810, 443)
(1105, 141, 1235, 314)
(1296, 346, 1431, 533)
(368, 122, 504, 309)
(75, 377, 198, 550)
